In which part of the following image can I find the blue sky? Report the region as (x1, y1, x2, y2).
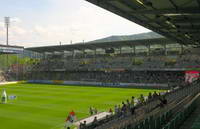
(0, 0, 50, 20)
(0, 0, 150, 47)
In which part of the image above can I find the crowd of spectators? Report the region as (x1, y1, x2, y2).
(81, 91, 168, 129)
(30, 53, 200, 72)
(32, 71, 183, 85)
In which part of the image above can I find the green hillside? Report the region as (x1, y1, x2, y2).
(89, 32, 164, 43)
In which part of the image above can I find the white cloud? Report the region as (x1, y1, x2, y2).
(11, 17, 22, 24)
(0, 1, 151, 47)
(0, 22, 4, 27)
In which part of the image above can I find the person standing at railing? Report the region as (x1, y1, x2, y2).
(130, 102, 135, 115)
(153, 91, 159, 98)
(114, 105, 118, 115)
(129, 96, 136, 115)
(131, 96, 135, 106)
(94, 107, 98, 114)
(79, 121, 87, 129)
(118, 105, 121, 116)
(126, 99, 131, 110)
(138, 94, 145, 105)
(158, 96, 168, 108)
(148, 92, 153, 101)
(89, 107, 93, 116)
(109, 108, 113, 115)
(92, 116, 98, 127)
(121, 102, 127, 116)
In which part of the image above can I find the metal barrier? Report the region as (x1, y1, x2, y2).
(162, 93, 199, 129)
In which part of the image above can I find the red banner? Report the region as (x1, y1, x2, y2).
(185, 71, 200, 83)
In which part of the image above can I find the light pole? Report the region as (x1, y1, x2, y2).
(4, 17, 10, 46)
(4, 17, 10, 71)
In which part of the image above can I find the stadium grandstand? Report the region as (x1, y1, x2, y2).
(25, 36, 199, 88)
(1, 0, 200, 129)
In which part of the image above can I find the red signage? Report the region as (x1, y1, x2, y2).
(185, 71, 200, 83)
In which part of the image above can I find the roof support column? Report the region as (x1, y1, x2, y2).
(94, 49, 96, 57)
(163, 44, 167, 56)
(44, 52, 48, 59)
(147, 44, 150, 56)
(119, 47, 122, 55)
(180, 44, 184, 55)
(131, 46, 133, 56)
(72, 50, 75, 62)
(83, 49, 86, 58)
(94, 49, 96, 63)
(42, 53, 45, 60)
(133, 45, 136, 56)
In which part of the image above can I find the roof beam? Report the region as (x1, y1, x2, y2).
(148, 18, 200, 24)
(197, 0, 200, 8)
(173, 18, 200, 24)
(130, 8, 200, 15)
(166, 28, 200, 32)
(87, 0, 185, 45)
(168, 0, 178, 10)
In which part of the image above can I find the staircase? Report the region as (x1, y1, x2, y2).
(179, 102, 200, 129)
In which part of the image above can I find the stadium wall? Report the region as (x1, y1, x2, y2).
(27, 80, 169, 89)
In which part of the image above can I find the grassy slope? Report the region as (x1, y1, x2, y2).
(0, 84, 162, 129)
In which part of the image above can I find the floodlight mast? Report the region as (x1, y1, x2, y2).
(5, 17, 10, 46)
(4, 17, 10, 71)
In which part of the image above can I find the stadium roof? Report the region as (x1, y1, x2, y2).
(86, 0, 200, 46)
(0, 44, 24, 49)
(26, 37, 175, 53)
(0, 44, 24, 54)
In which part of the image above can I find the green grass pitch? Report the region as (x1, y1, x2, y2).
(0, 83, 163, 129)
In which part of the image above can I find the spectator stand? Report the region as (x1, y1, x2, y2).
(83, 80, 200, 129)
